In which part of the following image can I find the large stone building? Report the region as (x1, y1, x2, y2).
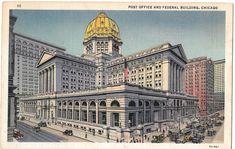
(19, 12, 197, 141)
(213, 59, 225, 112)
(185, 57, 214, 116)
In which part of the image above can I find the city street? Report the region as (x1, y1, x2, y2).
(16, 121, 89, 142)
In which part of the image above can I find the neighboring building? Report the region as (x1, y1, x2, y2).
(19, 12, 198, 141)
(185, 57, 214, 116)
(213, 59, 225, 112)
(8, 12, 17, 141)
(13, 33, 66, 96)
(13, 33, 66, 116)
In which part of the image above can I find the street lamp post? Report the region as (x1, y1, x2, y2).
(138, 124, 144, 143)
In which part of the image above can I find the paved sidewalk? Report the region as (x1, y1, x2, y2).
(20, 120, 115, 143)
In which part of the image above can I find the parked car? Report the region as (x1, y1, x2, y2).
(207, 129, 216, 136)
(175, 138, 186, 144)
(215, 121, 222, 126)
(151, 134, 164, 143)
(194, 133, 205, 140)
(63, 130, 73, 136)
(38, 122, 47, 127)
(13, 129, 24, 139)
(192, 137, 203, 143)
(33, 126, 40, 132)
(197, 126, 206, 133)
(20, 116, 25, 120)
(168, 129, 181, 141)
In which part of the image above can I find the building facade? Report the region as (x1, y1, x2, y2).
(185, 57, 214, 116)
(19, 12, 198, 141)
(213, 59, 225, 112)
(8, 12, 17, 141)
(20, 83, 197, 141)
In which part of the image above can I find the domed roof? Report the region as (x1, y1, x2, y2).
(84, 12, 121, 42)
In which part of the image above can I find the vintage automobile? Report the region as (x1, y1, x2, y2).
(168, 129, 181, 141)
(218, 116, 224, 121)
(192, 136, 203, 143)
(63, 130, 73, 136)
(33, 126, 40, 132)
(13, 129, 24, 139)
(151, 134, 164, 143)
(38, 121, 47, 127)
(194, 133, 205, 140)
(175, 138, 186, 144)
(197, 126, 206, 133)
(181, 128, 192, 136)
(215, 121, 223, 126)
(207, 129, 216, 136)
(184, 135, 193, 142)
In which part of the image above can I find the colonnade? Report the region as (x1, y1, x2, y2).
(39, 65, 55, 93)
(170, 61, 184, 92)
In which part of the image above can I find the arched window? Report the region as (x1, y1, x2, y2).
(90, 101, 96, 106)
(82, 101, 87, 106)
(145, 101, 150, 107)
(139, 100, 143, 107)
(128, 101, 136, 107)
(68, 102, 72, 106)
(100, 101, 106, 107)
(75, 102, 79, 106)
(154, 101, 160, 107)
(63, 102, 66, 106)
(111, 100, 120, 107)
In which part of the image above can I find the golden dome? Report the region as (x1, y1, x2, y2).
(84, 12, 121, 42)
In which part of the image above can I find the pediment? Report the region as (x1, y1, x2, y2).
(37, 51, 54, 67)
(171, 45, 187, 61)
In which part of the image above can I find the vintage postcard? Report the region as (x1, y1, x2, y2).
(0, 2, 233, 149)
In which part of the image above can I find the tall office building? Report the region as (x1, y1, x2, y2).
(213, 59, 225, 112)
(13, 33, 66, 96)
(185, 57, 214, 116)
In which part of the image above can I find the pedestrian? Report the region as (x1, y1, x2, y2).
(144, 135, 147, 140)
(85, 133, 87, 138)
(147, 137, 150, 141)
(116, 138, 119, 143)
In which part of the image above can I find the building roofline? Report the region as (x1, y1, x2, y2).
(13, 32, 66, 51)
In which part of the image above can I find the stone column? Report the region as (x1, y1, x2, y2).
(39, 72, 41, 93)
(181, 68, 185, 92)
(176, 66, 179, 92)
(60, 100, 63, 118)
(173, 64, 177, 92)
(87, 101, 89, 122)
(136, 111, 139, 126)
(42, 71, 45, 93)
(48, 68, 51, 93)
(96, 100, 99, 124)
(44, 70, 47, 93)
(66, 101, 68, 119)
(79, 101, 81, 121)
(143, 100, 146, 123)
(50, 66, 53, 92)
(170, 61, 173, 91)
(150, 101, 154, 122)
(160, 103, 163, 120)
(179, 67, 182, 92)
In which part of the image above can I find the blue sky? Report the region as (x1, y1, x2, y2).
(12, 10, 225, 60)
